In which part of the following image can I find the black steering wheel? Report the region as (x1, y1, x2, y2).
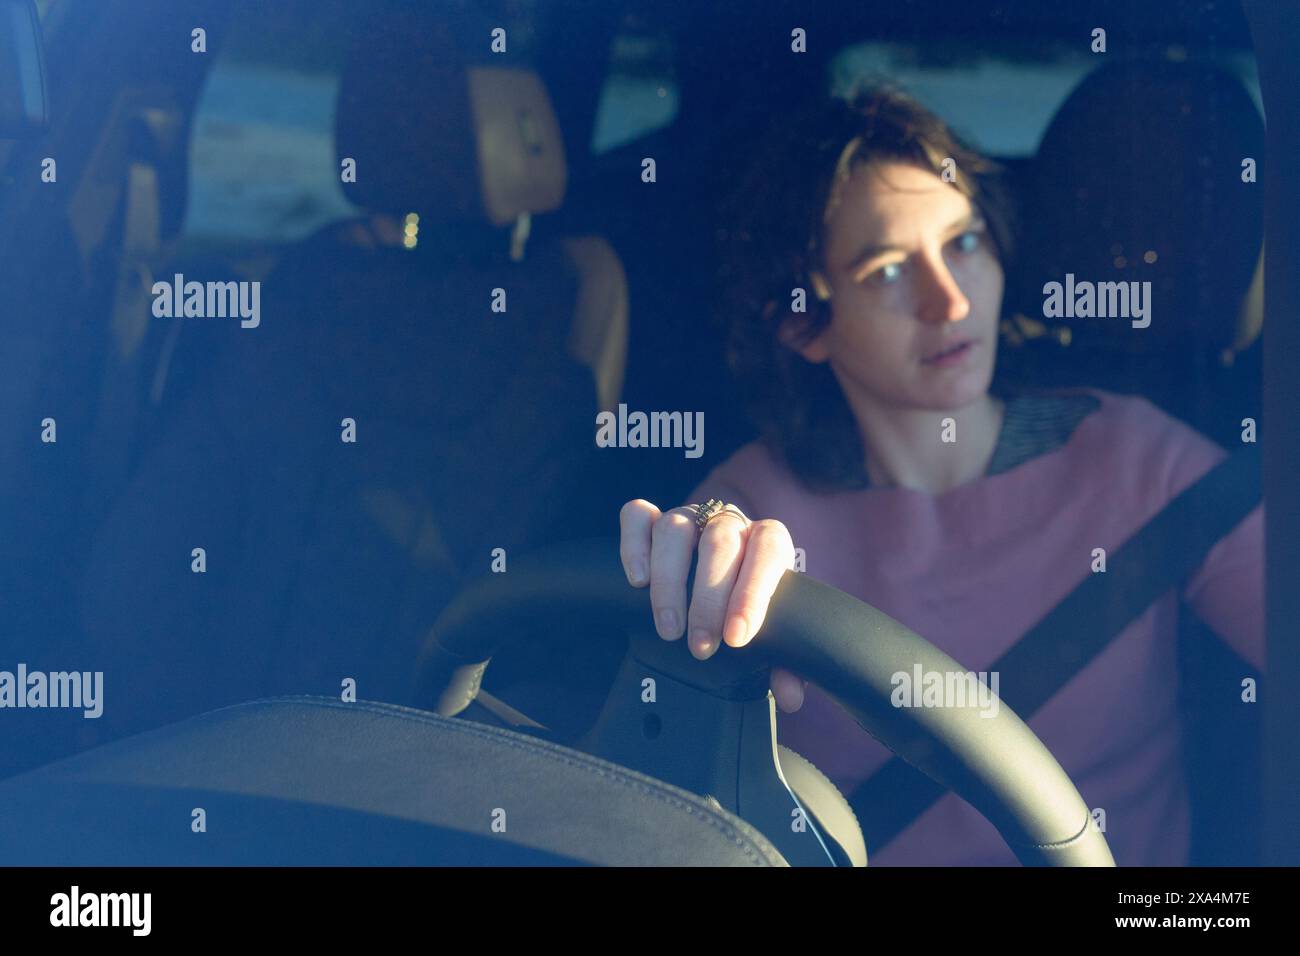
(414, 536, 1115, 866)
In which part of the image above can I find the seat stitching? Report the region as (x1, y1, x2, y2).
(204, 695, 784, 866)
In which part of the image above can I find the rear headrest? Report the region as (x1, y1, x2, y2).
(1019, 59, 1265, 354)
(334, 12, 566, 226)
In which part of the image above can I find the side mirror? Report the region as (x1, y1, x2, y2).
(0, 0, 47, 139)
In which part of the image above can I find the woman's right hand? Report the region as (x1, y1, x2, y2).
(618, 498, 809, 713)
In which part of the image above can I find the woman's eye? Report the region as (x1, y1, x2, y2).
(952, 229, 984, 254)
(863, 261, 905, 286)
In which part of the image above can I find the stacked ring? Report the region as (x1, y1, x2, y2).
(692, 498, 747, 532)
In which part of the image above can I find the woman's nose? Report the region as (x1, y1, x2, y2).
(917, 252, 971, 323)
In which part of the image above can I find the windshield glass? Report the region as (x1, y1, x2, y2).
(0, 0, 1277, 874)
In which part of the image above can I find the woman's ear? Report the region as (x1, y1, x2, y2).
(778, 311, 831, 364)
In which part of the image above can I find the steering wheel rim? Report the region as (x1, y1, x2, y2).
(414, 536, 1115, 866)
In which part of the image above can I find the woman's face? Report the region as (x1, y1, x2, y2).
(785, 160, 1004, 413)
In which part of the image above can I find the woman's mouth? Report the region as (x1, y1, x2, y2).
(922, 339, 975, 367)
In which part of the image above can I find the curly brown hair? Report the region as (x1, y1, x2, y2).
(716, 83, 1016, 493)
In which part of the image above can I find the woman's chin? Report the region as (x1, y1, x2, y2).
(934, 357, 997, 405)
(910, 373, 992, 412)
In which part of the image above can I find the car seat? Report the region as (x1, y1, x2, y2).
(1003, 59, 1265, 449)
(0, 697, 793, 866)
(63, 10, 635, 763)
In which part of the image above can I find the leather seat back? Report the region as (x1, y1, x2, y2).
(0, 697, 788, 866)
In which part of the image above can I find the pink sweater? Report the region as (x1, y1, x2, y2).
(686, 387, 1265, 866)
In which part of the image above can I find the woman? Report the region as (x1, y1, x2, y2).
(617, 86, 1265, 866)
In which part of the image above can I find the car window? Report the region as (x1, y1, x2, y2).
(829, 38, 1263, 156)
(590, 25, 679, 153)
(179, 0, 358, 246)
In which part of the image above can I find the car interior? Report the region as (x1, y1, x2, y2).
(0, 0, 1276, 865)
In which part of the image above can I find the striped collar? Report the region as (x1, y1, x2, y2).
(851, 390, 1102, 488)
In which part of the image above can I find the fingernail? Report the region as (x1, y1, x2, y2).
(775, 684, 804, 714)
(627, 560, 647, 585)
(724, 614, 748, 646)
(691, 629, 716, 658)
(656, 608, 679, 639)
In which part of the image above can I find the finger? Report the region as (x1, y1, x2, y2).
(723, 518, 796, 649)
(647, 506, 700, 641)
(686, 510, 751, 660)
(619, 499, 661, 587)
(770, 667, 806, 713)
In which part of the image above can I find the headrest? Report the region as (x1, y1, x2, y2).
(334, 11, 566, 226)
(1020, 59, 1265, 353)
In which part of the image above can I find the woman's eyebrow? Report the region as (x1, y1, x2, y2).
(844, 211, 981, 274)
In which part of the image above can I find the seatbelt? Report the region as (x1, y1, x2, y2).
(845, 445, 1262, 851)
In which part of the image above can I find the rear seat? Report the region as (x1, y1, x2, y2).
(59, 13, 635, 762)
(1002, 59, 1265, 449)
